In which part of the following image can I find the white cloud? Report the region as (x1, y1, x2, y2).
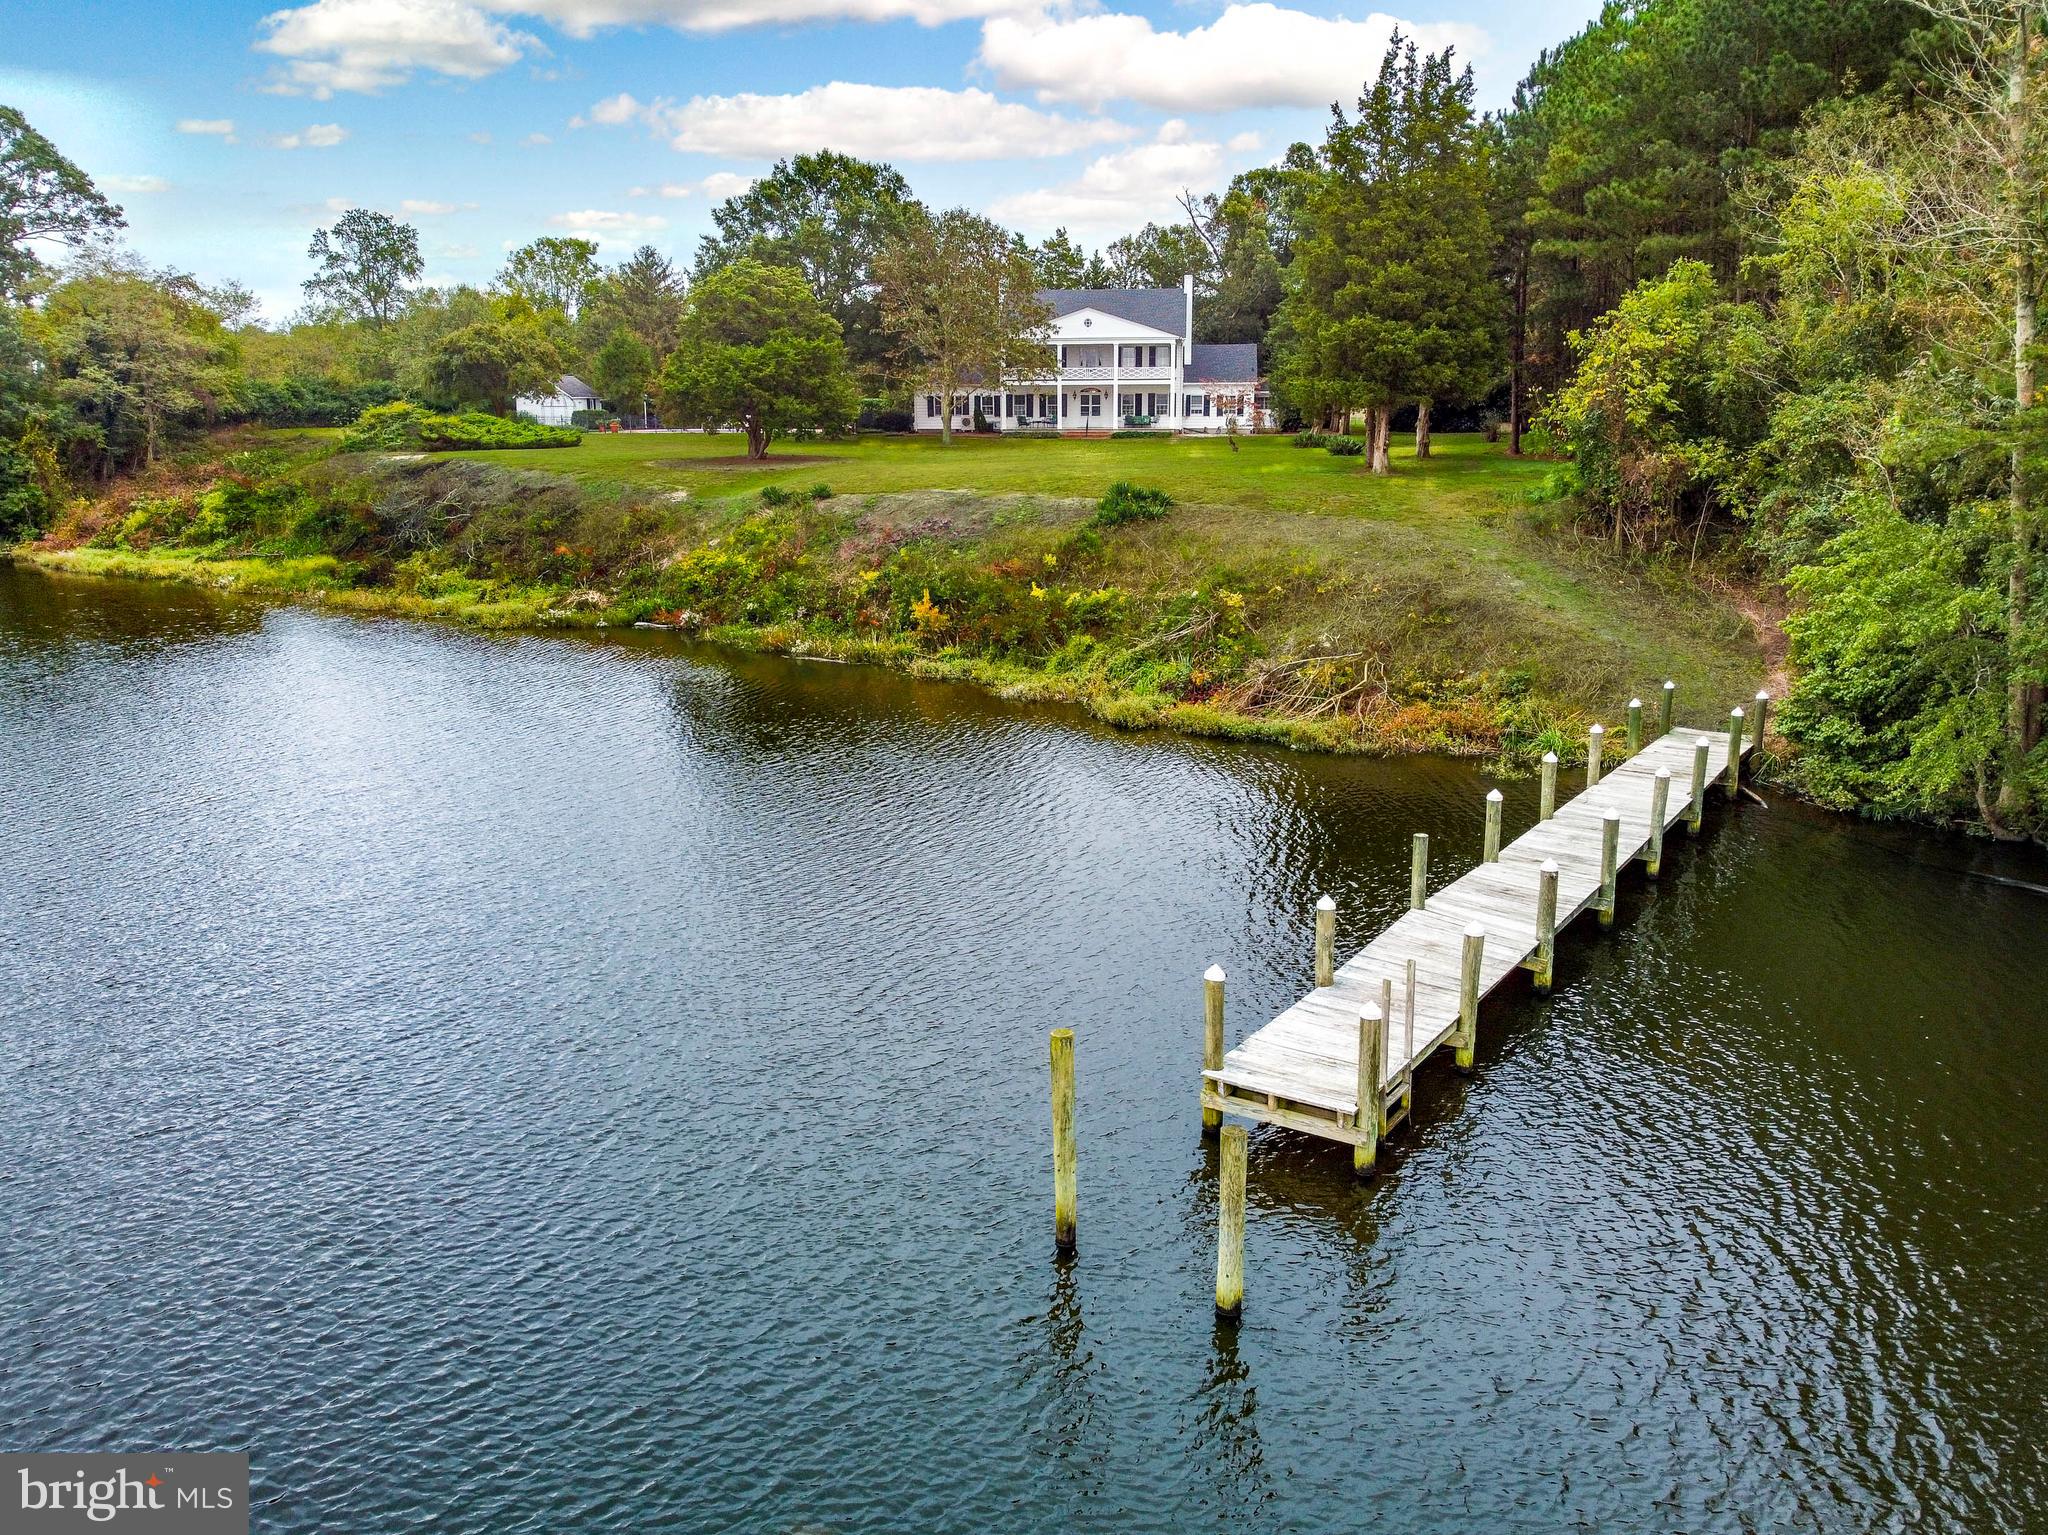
(978, 5, 1486, 112)
(522, 132, 553, 146)
(595, 83, 1128, 163)
(269, 123, 351, 149)
(1227, 130, 1262, 153)
(103, 174, 172, 194)
(176, 118, 236, 136)
(547, 208, 672, 240)
(255, 0, 541, 97)
(697, 172, 753, 199)
(990, 125, 1227, 232)
(435, 242, 481, 258)
(401, 198, 477, 213)
(483, 0, 1036, 37)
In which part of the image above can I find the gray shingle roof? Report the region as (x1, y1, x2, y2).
(1038, 287, 1188, 340)
(556, 374, 601, 401)
(1186, 343, 1259, 383)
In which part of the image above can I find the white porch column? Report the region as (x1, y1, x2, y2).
(1109, 344, 1119, 432)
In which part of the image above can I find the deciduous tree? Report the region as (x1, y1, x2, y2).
(876, 208, 1053, 447)
(0, 106, 124, 299)
(659, 258, 858, 460)
(303, 209, 421, 328)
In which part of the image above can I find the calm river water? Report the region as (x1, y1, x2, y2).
(2, 563, 2044, 1533)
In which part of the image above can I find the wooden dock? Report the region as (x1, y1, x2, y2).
(1200, 705, 1761, 1166)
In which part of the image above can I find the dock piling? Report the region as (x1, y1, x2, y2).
(1483, 789, 1503, 863)
(1402, 956, 1417, 1117)
(1533, 860, 1558, 993)
(1354, 1004, 1385, 1178)
(1050, 1029, 1077, 1256)
(1587, 723, 1605, 788)
(1725, 708, 1745, 795)
(1410, 833, 1429, 912)
(1648, 769, 1670, 878)
(1201, 965, 1226, 1135)
(1660, 679, 1675, 736)
(1753, 690, 1770, 752)
(1314, 896, 1335, 987)
(1454, 925, 1484, 1072)
(1598, 810, 1620, 926)
(1539, 752, 1558, 822)
(1627, 697, 1643, 755)
(1688, 738, 1709, 834)
(1215, 1124, 1246, 1317)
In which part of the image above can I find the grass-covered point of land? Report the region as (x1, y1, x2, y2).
(16, 427, 1767, 762)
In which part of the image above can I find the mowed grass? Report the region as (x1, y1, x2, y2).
(447, 428, 1546, 522)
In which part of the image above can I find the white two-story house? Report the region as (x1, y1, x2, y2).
(914, 276, 1269, 435)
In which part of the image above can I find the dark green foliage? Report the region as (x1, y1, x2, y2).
(1292, 431, 1329, 448)
(237, 375, 404, 427)
(569, 410, 620, 430)
(0, 106, 125, 299)
(340, 402, 577, 452)
(1326, 437, 1363, 457)
(1094, 481, 1173, 526)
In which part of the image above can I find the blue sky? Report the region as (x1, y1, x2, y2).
(2, 0, 1600, 322)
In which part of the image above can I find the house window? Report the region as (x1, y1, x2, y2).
(927, 394, 940, 416)
(1080, 391, 1101, 418)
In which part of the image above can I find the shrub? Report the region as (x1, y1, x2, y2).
(1292, 431, 1328, 448)
(759, 484, 798, 508)
(340, 403, 580, 453)
(1094, 480, 1173, 527)
(864, 410, 914, 433)
(569, 409, 620, 430)
(1109, 429, 1155, 439)
(806, 484, 833, 501)
(1326, 437, 1364, 457)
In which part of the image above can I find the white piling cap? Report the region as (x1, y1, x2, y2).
(1464, 922, 1487, 939)
(1316, 894, 1336, 912)
(1603, 808, 1621, 822)
(1590, 722, 1604, 735)
(1664, 679, 1676, 690)
(1361, 1003, 1383, 1021)
(1629, 697, 1642, 708)
(1731, 705, 1745, 717)
(1756, 689, 1770, 701)
(1204, 963, 1227, 983)
(1540, 858, 1559, 873)
(1542, 750, 1558, 764)
(1486, 788, 1503, 802)
(1656, 767, 1671, 779)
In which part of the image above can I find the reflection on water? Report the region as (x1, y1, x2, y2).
(1, 562, 2044, 1533)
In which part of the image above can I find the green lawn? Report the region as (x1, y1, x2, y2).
(446, 428, 1548, 522)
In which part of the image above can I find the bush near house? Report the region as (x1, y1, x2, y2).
(340, 403, 580, 453)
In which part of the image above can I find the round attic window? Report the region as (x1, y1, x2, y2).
(1082, 318, 1092, 327)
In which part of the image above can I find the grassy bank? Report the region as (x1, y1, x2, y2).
(14, 428, 1767, 762)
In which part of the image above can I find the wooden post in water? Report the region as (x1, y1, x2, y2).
(1354, 1004, 1384, 1178)
(1725, 707, 1745, 795)
(1753, 690, 1770, 751)
(1533, 859, 1558, 994)
(1483, 789, 1503, 863)
(1379, 975, 1393, 1042)
(1215, 1123, 1246, 1317)
(1201, 965, 1225, 1136)
(1660, 679, 1676, 737)
(1410, 833, 1429, 912)
(1454, 924, 1484, 1072)
(1598, 810, 1620, 927)
(1314, 896, 1335, 987)
(1688, 738, 1710, 834)
(1050, 1029, 1077, 1256)
(1402, 956, 1417, 1118)
(1539, 752, 1558, 821)
(1647, 769, 1670, 878)
(1627, 697, 1643, 756)
(1587, 723, 1605, 788)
